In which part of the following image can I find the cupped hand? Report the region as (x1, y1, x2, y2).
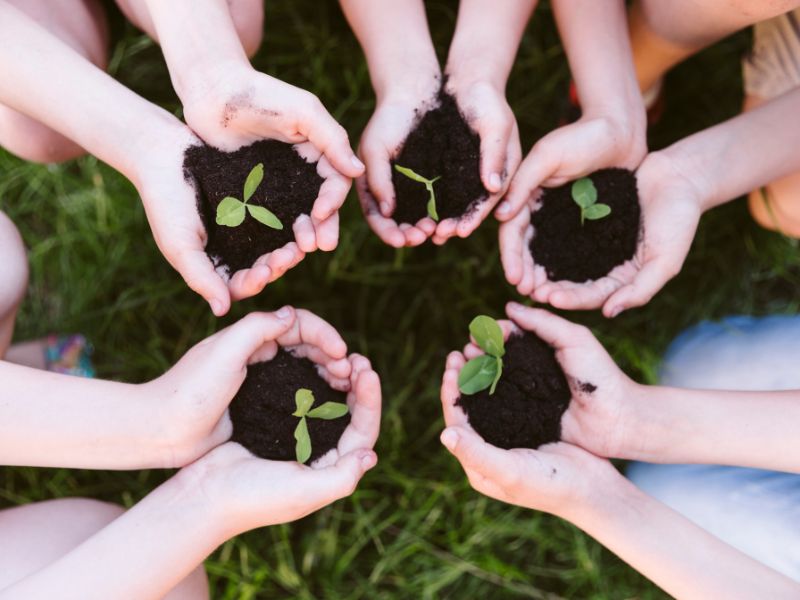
(430, 78, 521, 245)
(499, 151, 703, 316)
(181, 62, 364, 180)
(173, 325, 381, 535)
(357, 87, 440, 248)
(496, 112, 646, 221)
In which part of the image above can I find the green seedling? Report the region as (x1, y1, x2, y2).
(394, 164, 441, 221)
(215, 163, 283, 230)
(292, 388, 349, 464)
(571, 177, 611, 226)
(458, 315, 505, 396)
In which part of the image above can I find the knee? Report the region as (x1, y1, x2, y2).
(0, 213, 28, 317)
(0, 107, 85, 164)
(229, 0, 264, 58)
(748, 187, 800, 239)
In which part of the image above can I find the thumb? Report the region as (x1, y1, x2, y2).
(441, 426, 517, 488)
(478, 121, 511, 194)
(302, 104, 365, 179)
(496, 141, 558, 221)
(304, 449, 377, 502)
(603, 258, 676, 318)
(172, 247, 231, 317)
(210, 308, 297, 367)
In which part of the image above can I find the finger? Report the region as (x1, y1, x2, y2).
(302, 101, 364, 179)
(304, 449, 377, 501)
(399, 223, 429, 246)
(313, 212, 339, 252)
(416, 217, 437, 237)
(173, 247, 232, 316)
(339, 357, 381, 452)
(432, 218, 458, 245)
(440, 426, 519, 489)
(505, 302, 592, 349)
(478, 119, 512, 194)
(455, 195, 496, 238)
(211, 308, 297, 368)
(496, 146, 556, 221)
(279, 308, 348, 359)
(546, 278, 623, 311)
(357, 177, 405, 247)
(228, 264, 272, 301)
(499, 206, 530, 286)
(312, 164, 350, 221)
(264, 243, 305, 282)
(361, 144, 396, 216)
(293, 214, 318, 253)
(602, 258, 674, 318)
(441, 353, 469, 427)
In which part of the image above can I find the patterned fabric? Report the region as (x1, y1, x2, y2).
(44, 334, 95, 378)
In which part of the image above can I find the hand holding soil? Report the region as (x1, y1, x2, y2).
(228, 308, 382, 468)
(180, 62, 364, 180)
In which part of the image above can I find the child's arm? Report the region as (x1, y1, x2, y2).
(505, 303, 800, 474)
(428, 0, 534, 243)
(0, 310, 295, 470)
(498, 0, 646, 218)
(139, 0, 363, 179)
(440, 320, 800, 600)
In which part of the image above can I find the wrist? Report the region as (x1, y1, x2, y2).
(658, 141, 721, 212)
(569, 470, 649, 536)
(128, 118, 198, 194)
(561, 460, 633, 526)
(370, 49, 441, 104)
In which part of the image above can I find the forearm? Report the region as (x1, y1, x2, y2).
(0, 1, 186, 183)
(142, 0, 250, 102)
(571, 476, 800, 599)
(338, 0, 440, 101)
(622, 384, 800, 472)
(552, 0, 643, 119)
(660, 87, 800, 210)
(446, 0, 537, 89)
(0, 362, 169, 469)
(0, 473, 222, 600)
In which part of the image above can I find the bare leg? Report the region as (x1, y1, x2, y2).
(0, 498, 209, 599)
(0, 212, 28, 359)
(115, 0, 265, 58)
(629, 0, 800, 92)
(0, 0, 108, 164)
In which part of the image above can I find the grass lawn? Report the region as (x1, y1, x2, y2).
(1, 1, 798, 598)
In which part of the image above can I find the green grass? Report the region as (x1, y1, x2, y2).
(1, 1, 798, 598)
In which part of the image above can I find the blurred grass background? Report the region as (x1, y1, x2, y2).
(1, 1, 798, 598)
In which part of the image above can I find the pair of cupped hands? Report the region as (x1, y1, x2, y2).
(138, 62, 704, 321)
(148, 301, 639, 535)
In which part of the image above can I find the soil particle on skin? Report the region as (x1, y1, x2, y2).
(230, 349, 350, 462)
(578, 381, 597, 394)
(457, 331, 571, 450)
(530, 168, 640, 283)
(390, 89, 487, 224)
(184, 140, 323, 275)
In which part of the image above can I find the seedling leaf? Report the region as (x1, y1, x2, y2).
(394, 164, 429, 184)
(294, 388, 315, 417)
(216, 197, 246, 227)
(426, 191, 439, 221)
(489, 355, 503, 395)
(294, 417, 311, 463)
(469, 316, 505, 357)
(247, 205, 284, 229)
(571, 178, 597, 209)
(582, 203, 611, 220)
(243, 163, 264, 202)
(458, 354, 499, 395)
(307, 402, 349, 420)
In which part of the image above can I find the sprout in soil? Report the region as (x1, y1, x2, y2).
(292, 388, 349, 463)
(571, 177, 611, 226)
(394, 164, 441, 221)
(215, 163, 284, 230)
(458, 315, 505, 395)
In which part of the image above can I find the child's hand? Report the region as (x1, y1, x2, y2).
(497, 112, 646, 220)
(430, 78, 522, 245)
(357, 87, 440, 247)
(172, 345, 381, 534)
(499, 152, 703, 316)
(181, 62, 364, 180)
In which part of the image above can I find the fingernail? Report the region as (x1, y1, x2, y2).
(276, 305, 293, 319)
(440, 428, 459, 451)
(497, 201, 511, 215)
(210, 299, 223, 316)
(609, 306, 624, 319)
(489, 172, 502, 191)
(351, 155, 365, 171)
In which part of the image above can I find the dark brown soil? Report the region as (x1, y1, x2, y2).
(390, 90, 487, 224)
(229, 349, 350, 463)
(530, 168, 640, 282)
(184, 140, 323, 275)
(457, 331, 570, 450)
